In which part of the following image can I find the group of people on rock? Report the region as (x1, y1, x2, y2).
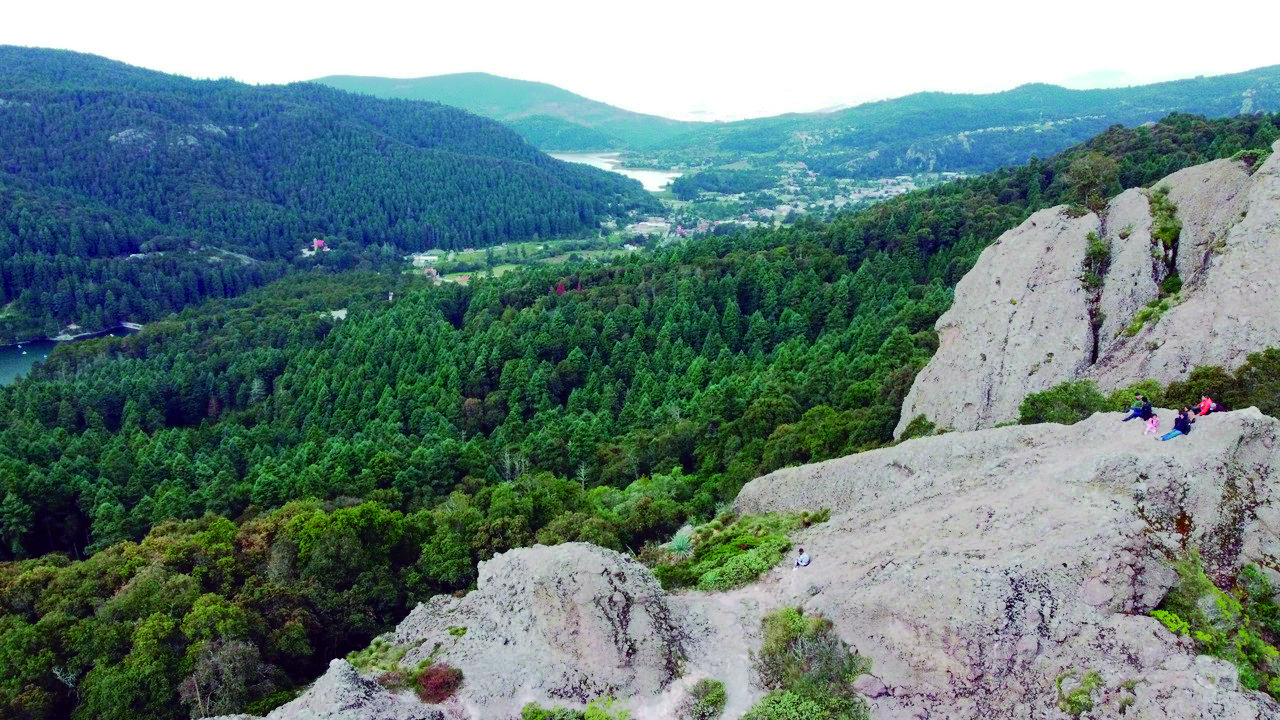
(1120, 393, 1223, 440)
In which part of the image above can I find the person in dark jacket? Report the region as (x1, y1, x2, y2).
(1122, 395, 1152, 422)
(1159, 409, 1193, 441)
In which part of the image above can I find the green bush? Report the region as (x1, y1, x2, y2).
(899, 414, 937, 441)
(696, 536, 790, 591)
(522, 697, 628, 720)
(680, 678, 727, 720)
(1149, 185, 1182, 250)
(1082, 230, 1110, 292)
(743, 690, 867, 720)
(1124, 295, 1178, 336)
(744, 607, 870, 720)
(1104, 380, 1165, 412)
(1232, 147, 1273, 174)
(1160, 274, 1182, 296)
(1227, 348, 1280, 418)
(1152, 549, 1280, 699)
(523, 703, 586, 720)
(1018, 380, 1107, 425)
(1055, 668, 1102, 717)
(651, 512, 827, 592)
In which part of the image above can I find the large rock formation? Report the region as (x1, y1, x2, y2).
(896, 139, 1280, 435)
(738, 408, 1280, 719)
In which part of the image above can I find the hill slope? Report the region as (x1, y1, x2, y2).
(313, 72, 703, 150)
(0, 47, 658, 336)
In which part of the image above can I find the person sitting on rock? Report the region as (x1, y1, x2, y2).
(1122, 395, 1153, 423)
(1144, 414, 1160, 436)
(1159, 409, 1193, 441)
(1120, 393, 1145, 421)
(795, 548, 811, 567)
(1197, 395, 1215, 417)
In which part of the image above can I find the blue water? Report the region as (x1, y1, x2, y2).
(0, 328, 138, 385)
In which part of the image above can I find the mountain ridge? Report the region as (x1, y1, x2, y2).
(313, 71, 703, 151)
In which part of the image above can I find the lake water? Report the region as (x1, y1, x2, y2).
(550, 153, 682, 192)
(0, 327, 139, 385)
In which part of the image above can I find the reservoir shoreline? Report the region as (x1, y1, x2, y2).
(549, 152, 681, 192)
(1, 323, 143, 385)
(1, 322, 143, 350)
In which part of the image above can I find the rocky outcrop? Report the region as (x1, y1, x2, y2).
(738, 408, 1280, 719)
(1097, 187, 1159, 344)
(1093, 151, 1279, 390)
(896, 139, 1280, 435)
(389, 542, 684, 719)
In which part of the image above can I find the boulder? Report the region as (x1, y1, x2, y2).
(388, 542, 684, 719)
(738, 408, 1280, 719)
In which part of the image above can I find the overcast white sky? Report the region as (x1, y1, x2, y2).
(5, 0, 1280, 121)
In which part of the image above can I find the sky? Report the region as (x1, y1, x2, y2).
(5, 0, 1280, 121)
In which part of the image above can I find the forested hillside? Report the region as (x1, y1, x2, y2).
(0, 47, 659, 337)
(636, 64, 1280, 179)
(314, 72, 701, 151)
(0, 113, 1275, 719)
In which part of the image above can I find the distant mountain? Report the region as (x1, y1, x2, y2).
(0, 47, 659, 337)
(313, 72, 704, 151)
(651, 65, 1280, 179)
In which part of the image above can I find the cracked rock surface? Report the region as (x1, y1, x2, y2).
(738, 407, 1280, 719)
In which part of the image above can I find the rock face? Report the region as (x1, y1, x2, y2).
(895, 207, 1101, 433)
(896, 139, 1280, 435)
(1093, 151, 1278, 390)
(737, 408, 1280, 719)
(389, 542, 684, 719)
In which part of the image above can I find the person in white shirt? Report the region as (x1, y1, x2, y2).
(795, 548, 811, 567)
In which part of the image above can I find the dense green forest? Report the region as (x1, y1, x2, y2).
(0, 113, 1277, 719)
(671, 169, 779, 200)
(0, 47, 659, 337)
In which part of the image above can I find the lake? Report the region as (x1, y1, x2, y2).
(550, 153, 682, 192)
(0, 327, 139, 385)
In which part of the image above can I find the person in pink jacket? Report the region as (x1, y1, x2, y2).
(1144, 414, 1161, 436)
(1197, 396, 1214, 416)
